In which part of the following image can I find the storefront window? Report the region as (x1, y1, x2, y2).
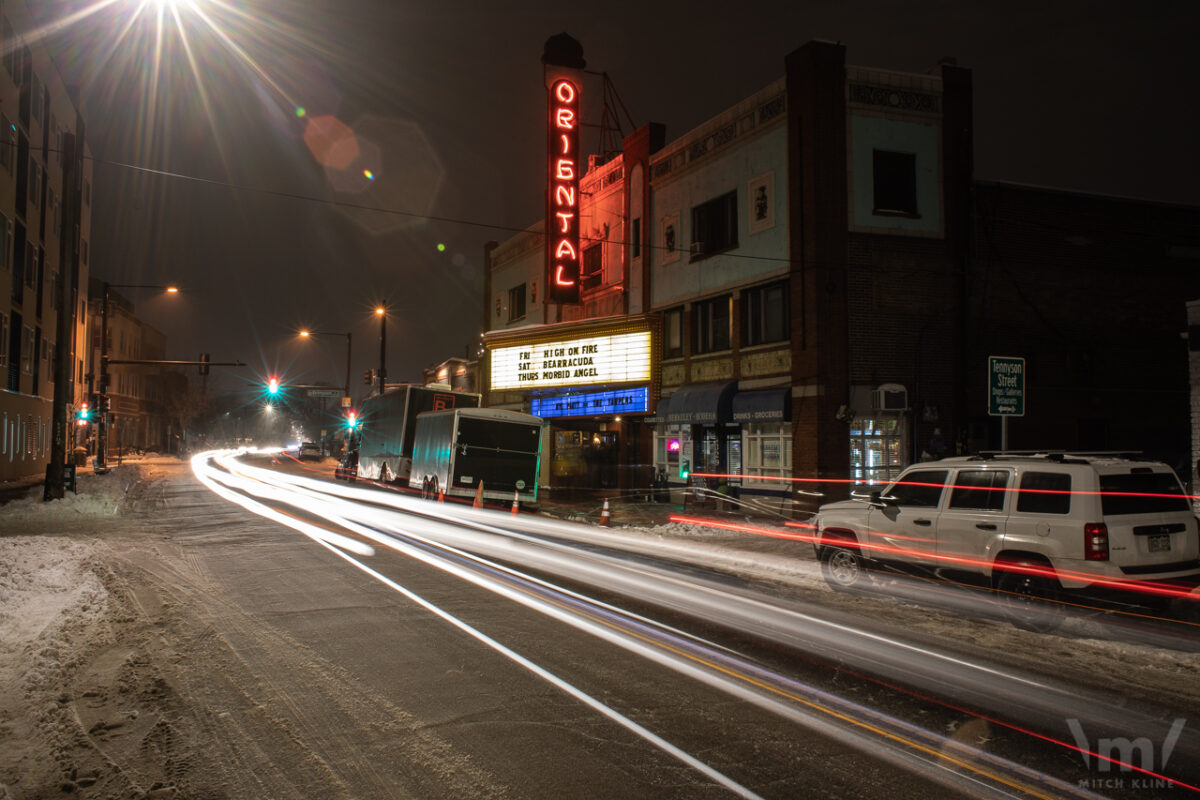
(849, 416, 904, 485)
(742, 422, 792, 488)
(653, 425, 690, 481)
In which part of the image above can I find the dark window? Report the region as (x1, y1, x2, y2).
(885, 470, 947, 507)
(1, 18, 12, 78)
(872, 150, 918, 216)
(690, 191, 737, 259)
(1017, 472, 1072, 515)
(742, 280, 788, 346)
(631, 217, 641, 259)
(581, 243, 602, 290)
(692, 295, 730, 354)
(1100, 473, 1189, 515)
(949, 470, 1009, 511)
(507, 284, 526, 323)
(664, 307, 683, 358)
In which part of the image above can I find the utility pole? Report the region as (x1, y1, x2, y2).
(376, 302, 387, 395)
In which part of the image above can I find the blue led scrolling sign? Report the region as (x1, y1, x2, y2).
(531, 387, 649, 419)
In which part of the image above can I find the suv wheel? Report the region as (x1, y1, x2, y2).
(820, 544, 867, 592)
(994, 560, 1064, 633)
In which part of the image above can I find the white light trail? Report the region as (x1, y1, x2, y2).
(193, 450, 1196, 795)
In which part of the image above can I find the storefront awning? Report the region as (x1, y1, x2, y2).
(732, 388, 792, 423)
(665, 381, 737, 425)
(646, 396, 671, 424)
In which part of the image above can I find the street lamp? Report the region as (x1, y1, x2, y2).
(297, 328, 352, 401)
(375, 303, 386, 396)
(97, 282, 179, 471)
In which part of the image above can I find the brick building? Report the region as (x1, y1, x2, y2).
(0, 0, 93, 481)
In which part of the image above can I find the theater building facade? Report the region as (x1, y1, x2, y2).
(483, 37, 1198, 513)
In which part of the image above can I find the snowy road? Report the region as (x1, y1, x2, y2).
(2, 455, 1199, 798)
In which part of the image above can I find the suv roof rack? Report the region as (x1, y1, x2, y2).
(975, 449, 1146, 463)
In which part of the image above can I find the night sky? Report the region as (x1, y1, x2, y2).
(36, 0, 1200, 399)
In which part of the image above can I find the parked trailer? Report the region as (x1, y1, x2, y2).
(353, 385, 480, 483)
(409, 408, 544, 505)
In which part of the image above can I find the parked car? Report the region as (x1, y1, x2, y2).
(813, 452, 1200, 630)
(298, 442, 323, 461)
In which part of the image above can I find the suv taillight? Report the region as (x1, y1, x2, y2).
(1084, 522, 1109, 561)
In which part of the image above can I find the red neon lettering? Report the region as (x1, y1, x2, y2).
(555, 265, 576, 286)
(555, 80, 576, 103)
(555, 159, 575, 180)
(555, 108, 575, 129)
(555, 211, 574, 232)
(559, 133, 570, 154)
(554, 185, 576, 206)
(555, 239, 577, 259)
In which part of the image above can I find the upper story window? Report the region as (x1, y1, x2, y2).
(872, 150, 918, 216)
(0, 211, 9, 270)
(0, 115, 13, 174)
(31, 74, 42, 123)
(20, 325, 33, 374)
(741, 281, 788, 347)
(664, 307, 683, 358)
(507, 283, 526, 323)
(581, 242, 602, 290)
(692, 295, 731, 354)
(690, 190, 738, 260)
(28, 157, 40, 207)
(1, 18, 13, 78)
(631, 217, 641, 259)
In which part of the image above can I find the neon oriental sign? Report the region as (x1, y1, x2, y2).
(547, 77, 581, 303)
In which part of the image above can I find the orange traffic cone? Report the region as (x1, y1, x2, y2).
(599, 498, 611, 526)
(511, 489, 520, 514)
(473, 480, 484, 509)
(438, 487, 445, 503)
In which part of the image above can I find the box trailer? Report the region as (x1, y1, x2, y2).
(409, 408, 544, 504)
(353, 385, 480, 483)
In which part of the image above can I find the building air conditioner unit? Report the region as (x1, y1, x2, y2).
(872, 383, 908, 412)
(689, 241, 705, 257)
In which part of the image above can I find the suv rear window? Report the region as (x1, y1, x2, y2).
(1016, 471, 1071, 515)
(1099, 472, 1189, 515)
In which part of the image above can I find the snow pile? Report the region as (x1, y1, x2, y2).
(0, 536, 110, 692)
(1, 465, 145, 519)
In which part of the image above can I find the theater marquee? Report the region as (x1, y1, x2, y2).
(491, 331, 652, 391)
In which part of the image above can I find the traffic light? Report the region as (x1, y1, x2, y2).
(346, 411, 360, 430)
(363, 369, 374, 385)
(267, 376, 280, 396)
(77, 401, 91, 425)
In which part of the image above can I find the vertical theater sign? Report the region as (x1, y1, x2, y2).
(542, 33, 586, 305)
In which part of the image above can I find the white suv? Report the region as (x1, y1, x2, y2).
(813, 453, 1200, 629)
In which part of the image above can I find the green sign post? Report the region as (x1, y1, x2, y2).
(988, 355, 1025, 450)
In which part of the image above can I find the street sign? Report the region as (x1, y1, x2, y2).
(341, 396, 352, 408)
(307, 388, 342, 398)
(988, 356, 1025, 416)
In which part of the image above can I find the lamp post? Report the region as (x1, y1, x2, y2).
(298, 329, 353, 400)
(97, 282, 178, 471)
(375, 303, 387, 396)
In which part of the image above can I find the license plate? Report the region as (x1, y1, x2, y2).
(1148, 534, 1171, 553)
